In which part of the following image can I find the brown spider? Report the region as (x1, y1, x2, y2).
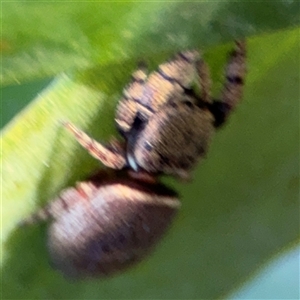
(22, 40, 246, 278)
(63, 40, 246, 179)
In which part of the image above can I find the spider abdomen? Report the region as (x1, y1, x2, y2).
(47, 172, 180, 278)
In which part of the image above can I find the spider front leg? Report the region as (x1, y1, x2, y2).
(62, 121, 127, 169)
(115, 62, 149, 135)
(195, 58, 212, 104)
(212, 40, 247, 127)
(222, 40, 247, 108)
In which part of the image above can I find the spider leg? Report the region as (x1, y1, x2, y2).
(19, 205, 52, 226)
(196, 59, 212, 104)
(123, 61, 148, 101)
(222, 40, 247, 109)
(115, 62, 149, 135)
(62, 121, 127, 169)
(158, 50, 200, 89)
(213, 40, 247, 127)
(135, 51, 201, 114)
(19, 181, 99, 226)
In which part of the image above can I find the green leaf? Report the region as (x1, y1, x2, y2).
(1, 1, 299, 86)
(1, 2, 299, 298)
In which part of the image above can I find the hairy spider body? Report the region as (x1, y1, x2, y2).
(64, 40, 246, 179)
(22, 41, 246, 278)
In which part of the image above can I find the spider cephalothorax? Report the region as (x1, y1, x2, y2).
(22, 41, 246, 278)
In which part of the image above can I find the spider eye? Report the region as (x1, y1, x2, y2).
(183, 100, 194, 108)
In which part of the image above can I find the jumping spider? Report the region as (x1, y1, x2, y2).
(63, 40, 246, 180)
(23, 40, 246, 278)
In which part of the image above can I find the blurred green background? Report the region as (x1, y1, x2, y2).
(1, 2, 299, 299)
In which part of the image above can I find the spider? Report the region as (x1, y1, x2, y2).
(22, 40, 246, 278)
(63, 40, 246, 180)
